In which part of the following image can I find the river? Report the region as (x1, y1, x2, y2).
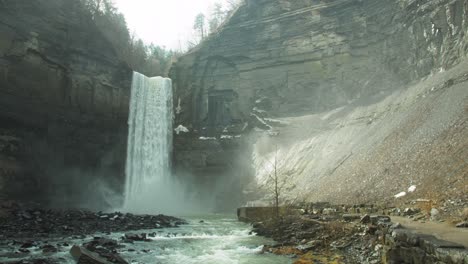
(0, 214, 292, 264)
(116, 214, 292, 264)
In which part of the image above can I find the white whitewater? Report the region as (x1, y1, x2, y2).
(124, 72, 173, 213)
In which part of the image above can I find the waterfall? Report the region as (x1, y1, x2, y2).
(124, 72, 173, 213)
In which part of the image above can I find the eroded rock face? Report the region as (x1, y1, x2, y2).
(171, 0, 468, 207)
(172, 0, 468, 125)
(0, 0, 131, 208)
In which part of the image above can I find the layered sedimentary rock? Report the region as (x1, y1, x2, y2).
(171, 0, 468, 206)
(0, 0, 131, 207)
(252, 61, 468, 205)
(173, 0, 468, 123)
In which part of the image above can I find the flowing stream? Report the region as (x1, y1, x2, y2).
(0, 215, 292, 264)
(116, 215, 292, 264)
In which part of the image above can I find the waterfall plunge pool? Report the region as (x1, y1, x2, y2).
(116, 214, 292, 264)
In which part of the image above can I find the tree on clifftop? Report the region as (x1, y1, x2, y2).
(79, 0, 179, 77)
(194, 13, 207, 40)
(209, 2, 226, 33)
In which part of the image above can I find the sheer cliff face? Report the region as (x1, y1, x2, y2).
(173, 0, 467, 125)
(0, 0, 131, 207)
(172, 0, 468, 205)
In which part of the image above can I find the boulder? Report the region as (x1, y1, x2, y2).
(70, 245, 112, 264)
(370, 215, 391, 224)
(462, 208, 468, 221)
(124, 233, 149, 242)
(430, 208, 440, 221)
(342, 214, 361, 221)
(360, 214, 371, 224)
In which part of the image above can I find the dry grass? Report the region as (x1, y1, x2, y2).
(294, 253, 344, 264)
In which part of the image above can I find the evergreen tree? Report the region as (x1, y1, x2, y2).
(79, 0, 179, 77)
(194, 13, 206, 40)
(209, 2, 225, 33)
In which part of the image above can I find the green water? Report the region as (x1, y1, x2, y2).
(0, 215, 292, 264)
(116, 214, 292, 264)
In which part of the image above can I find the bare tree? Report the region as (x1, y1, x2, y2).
(262, 145, 287, 219)
(208, 2, 226, 33)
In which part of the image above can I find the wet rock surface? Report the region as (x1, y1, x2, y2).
(0, 206, 186, 239)
(0, 0, 132, 208)
(0, 204, 187, 264)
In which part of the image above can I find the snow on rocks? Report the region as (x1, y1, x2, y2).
(394, 192, 407, 198)
(199, 136, 216, 140)
(394, 185, 416, 199)
(174, 125, 189, 135)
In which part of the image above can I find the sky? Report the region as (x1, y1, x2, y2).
(113, 0, 227, 50)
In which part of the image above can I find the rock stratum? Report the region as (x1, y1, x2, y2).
(0, 0, 131, 208)
(171, 0, 468, 208)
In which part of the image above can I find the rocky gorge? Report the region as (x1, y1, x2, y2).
(0, 0, 467, 263)
(171, 0, 468, 213)
(1, 0, 466, 220)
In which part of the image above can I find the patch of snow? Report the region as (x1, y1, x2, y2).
(415, 198, 430, 202)
(320, 106, 346, 120)
(199, 137, 216, 140)
(394, 192, 407, 198)
(252, 113, 273, 130)
(221, 135, 233, 139)
(408, 185, 417, 193)
(264, 118, 290, 125)
(253, 107, 267, 114)
(174, 125, 189, 135)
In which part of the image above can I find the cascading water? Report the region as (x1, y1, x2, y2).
(123, 72, 220, 214)
(124, 72, 173, 213)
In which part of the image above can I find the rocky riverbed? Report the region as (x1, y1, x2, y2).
(0, 201, 291, 264)
(249, 206, 468, 264)
(0, 201, 186, 239)
(0, 201, 187, 263)
(254, 213, 389, 263)
(2, 199, 468, 264)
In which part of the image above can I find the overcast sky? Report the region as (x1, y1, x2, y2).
(113, 0, 227, 50)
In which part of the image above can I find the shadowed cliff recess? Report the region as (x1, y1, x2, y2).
(0, 0, 132, 208)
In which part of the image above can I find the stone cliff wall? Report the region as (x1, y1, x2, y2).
(171, 0, 468, 208)
(252, 61, 467, 206)
(172, 0, 468, 125)
(0, 0, 131, 208)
